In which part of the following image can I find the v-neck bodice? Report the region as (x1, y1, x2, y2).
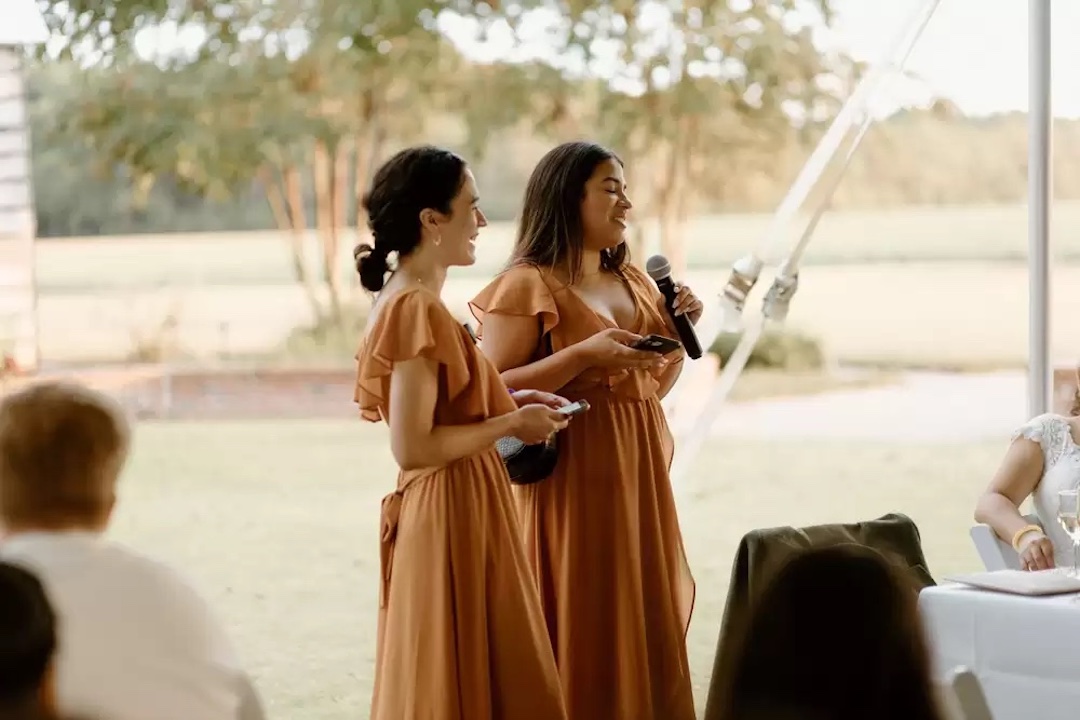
(561, 274, 646, 335)
(469, 262, 673, 402)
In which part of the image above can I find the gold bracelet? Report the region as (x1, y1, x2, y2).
(1011, 524, 1044, 551)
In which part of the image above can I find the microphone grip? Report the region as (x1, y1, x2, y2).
(654, 276, 703, 360)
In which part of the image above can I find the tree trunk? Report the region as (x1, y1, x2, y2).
(670, 117, 695, 276)
(260, 166, 291, 234)
(332, 137, 351, 236)
(354, 117, 384, 232)
(655, 145, 679, 276)
(348, 118, 386, 304)
(313, 140, 343, 327)
(657, 122, 692, 277)
(276, 164, 324, 324)
(331, 138, 351, 328)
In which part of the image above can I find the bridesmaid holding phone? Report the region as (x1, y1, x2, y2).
(469, 141, 704, 720)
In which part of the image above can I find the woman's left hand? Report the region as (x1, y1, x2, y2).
(510, 389, 570, 410)
(658, 283, 704, 327)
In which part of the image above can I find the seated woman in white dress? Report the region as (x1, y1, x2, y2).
(975, 391, 1080, 571)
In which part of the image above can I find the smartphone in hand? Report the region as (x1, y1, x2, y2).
(557, 400, 590, 416)
(631, 334, 682, 354)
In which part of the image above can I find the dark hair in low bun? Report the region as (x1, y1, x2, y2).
(354, 243, 389, 294)
(354, 145, 468, 292)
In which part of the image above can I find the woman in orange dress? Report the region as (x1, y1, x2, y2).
(353, 145, 570, 720)
(469, 141, 703, 720)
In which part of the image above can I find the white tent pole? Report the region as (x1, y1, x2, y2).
(1028, 0, 1052, 418)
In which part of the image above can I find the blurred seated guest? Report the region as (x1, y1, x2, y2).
(975, 386, 1080, 571)
(0, 382, 265, 720)
(0, 560, 60, 720)
(709, 544, 945, 720)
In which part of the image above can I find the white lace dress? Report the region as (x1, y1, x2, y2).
(1014, 413, 1080, 567)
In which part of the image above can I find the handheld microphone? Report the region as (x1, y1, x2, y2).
(645, 255, 703, 360)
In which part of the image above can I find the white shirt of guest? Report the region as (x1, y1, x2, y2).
(0, 531, 250, 720)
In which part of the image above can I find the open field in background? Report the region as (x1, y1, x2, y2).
(28, 201, 1080, 293)
(111, 420, 1001, 720)
(9, 202, 1079, 367)
(27, 263, 1080, 370)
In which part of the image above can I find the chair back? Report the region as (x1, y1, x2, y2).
(938, 666, 993, 720)
(969, 514, 1040, 571)
(704, 513, 935, 720)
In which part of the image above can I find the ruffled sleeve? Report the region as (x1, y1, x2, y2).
(469, 264, 560, 339)
(353, 289, 472, 423)
(1012, 413, 1070, 468)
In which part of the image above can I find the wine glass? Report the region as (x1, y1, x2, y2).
(1056, 490, 1080, 576)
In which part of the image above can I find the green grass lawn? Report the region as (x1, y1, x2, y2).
(21, 201, 1080, 367)
(33, 200, 1080, 293)
(28, 262, 1080, 369)
(106, 420, 1002, 719)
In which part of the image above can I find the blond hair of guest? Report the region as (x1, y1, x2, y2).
(0, 381, 265, 720)
(0, 382, 129, 534)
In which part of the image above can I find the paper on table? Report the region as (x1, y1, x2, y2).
(944, 569, 1080, 596)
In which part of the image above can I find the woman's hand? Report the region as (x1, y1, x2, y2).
(657, 283, 704, 328)
(510, 404, 570, 445)
(1018, 531, 1055, 571)
(510, 389, 569, 410)
(576, 328, 666, 371)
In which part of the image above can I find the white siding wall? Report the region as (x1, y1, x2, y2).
(0, 48, 38, 370)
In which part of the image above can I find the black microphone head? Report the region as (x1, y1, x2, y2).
(645, 255, 671, 281)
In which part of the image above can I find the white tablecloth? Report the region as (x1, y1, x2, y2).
(919, 584, 1080, 720)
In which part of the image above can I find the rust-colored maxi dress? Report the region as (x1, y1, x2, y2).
(354, 287, 567, 720)
(470, 264, 697, 720)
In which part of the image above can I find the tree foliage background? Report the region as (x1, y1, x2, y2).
(27, 0, 1080, 321)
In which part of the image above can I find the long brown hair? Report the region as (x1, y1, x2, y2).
(710, 544, 945, 720)
(510, 141, 629, 282)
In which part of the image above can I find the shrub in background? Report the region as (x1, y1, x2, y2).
(708, 328, 826, 371)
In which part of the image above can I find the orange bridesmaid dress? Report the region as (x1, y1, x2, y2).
(470, 264, 697, 720)
(354, 286, 567, 720)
